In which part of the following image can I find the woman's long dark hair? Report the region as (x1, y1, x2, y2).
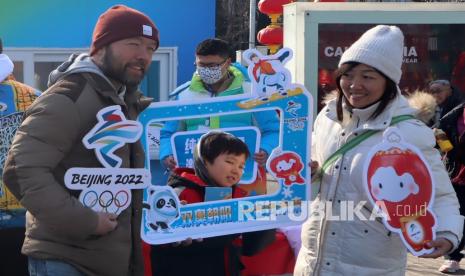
(334, 62, 398, 121)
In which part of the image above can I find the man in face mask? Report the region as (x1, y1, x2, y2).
(195, 40, 232, 91)
(159, 38, 279, 191)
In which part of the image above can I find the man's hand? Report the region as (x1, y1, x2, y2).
(94, 212, 118, 235)
(420, 238, 453, 258)
(162, 155, 177, 171)
(171, 202, 203, 246)
(254, 150, 268, 167)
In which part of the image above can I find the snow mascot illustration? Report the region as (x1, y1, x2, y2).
(243, 48, 292, 100)
(143, 186, 180, 233)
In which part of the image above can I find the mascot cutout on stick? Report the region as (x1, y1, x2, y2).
(143, 186, 180, 233)
(269, 150, 305, 186)
(363, 127, 436, 256)
(64, 105, 151, 215)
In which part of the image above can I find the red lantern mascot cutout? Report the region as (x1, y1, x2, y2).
(363, 127, 436, 256)
(269, 151, 305, 186)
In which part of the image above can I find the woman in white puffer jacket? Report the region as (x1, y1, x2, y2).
(294, 25, 463, 276)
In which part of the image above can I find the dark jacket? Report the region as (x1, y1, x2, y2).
(429, 88, 464, 127)
(437, 88, 465, 124)
(3, 54, 152, 276)
(150, 168, 275, 276)
(439, 102, 465, 182)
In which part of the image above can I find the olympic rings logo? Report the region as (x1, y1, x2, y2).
(81, 189, 130, 214)
(66, 168, 150, 215)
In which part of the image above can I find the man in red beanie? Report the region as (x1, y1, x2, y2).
(3, 5, 158, 276)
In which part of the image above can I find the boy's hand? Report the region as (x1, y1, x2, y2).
(94, 212, 118, 235)
(420, 238, 453, 258)
(173, 237, 204, 247)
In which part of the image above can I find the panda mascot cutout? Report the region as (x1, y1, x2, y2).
(143, 186, 180, 233)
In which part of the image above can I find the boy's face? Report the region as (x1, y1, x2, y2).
(205, 153, 247, 187)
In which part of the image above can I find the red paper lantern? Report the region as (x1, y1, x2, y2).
(258, 0, 294, 18)
(257, 25, 283, 54)
(256, 0, 294, 53)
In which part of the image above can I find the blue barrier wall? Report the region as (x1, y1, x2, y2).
(0, 0, 216, 85)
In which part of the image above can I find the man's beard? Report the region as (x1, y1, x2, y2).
(101, 48, 147, 87)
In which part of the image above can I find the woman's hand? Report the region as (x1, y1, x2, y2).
(419, 238, 453, 258)
(309, 160, 319, 176)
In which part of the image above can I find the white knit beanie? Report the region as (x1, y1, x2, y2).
(339, 25, 404, 84)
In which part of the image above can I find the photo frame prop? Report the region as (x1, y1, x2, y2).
(64, 105, 151, 215)
(363, 127, 436, 256)
(139, 48, 313, 244)
(171, 126, 260, 184)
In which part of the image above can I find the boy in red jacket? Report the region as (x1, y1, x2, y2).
(170, 131, 249, 203)
(150, 131, 275, 276)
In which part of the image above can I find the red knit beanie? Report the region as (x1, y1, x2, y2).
(90, 5, 159, 56)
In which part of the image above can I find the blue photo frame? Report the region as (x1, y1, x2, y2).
(139, 48, 313, 244)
